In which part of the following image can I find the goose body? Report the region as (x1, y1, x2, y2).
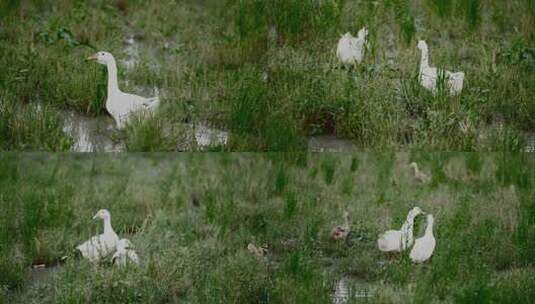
(409, 162, 430, 184)
(247, 243, 268, 257)
(417, 40, 464, 96)
(76, 209, 119, 263)
(410, 214, 436, 263)
(377, 230, 403, 252)
(378, 207, 423, 252)
(87, 51, 159, 129)
(336, 27, 368, 65)
(112, 239, 140, 266)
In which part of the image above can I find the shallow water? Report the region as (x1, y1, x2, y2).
(332, 277, 350, 304)
(331, 276, 373, 303)
(62, 111, 125, 152)
(63, 109, 229, 152)
(193, 122, 229, 150)
(477, 114, 535, 152)
(524, 132, 535, 153)
(123, 34, 138, 73)
(63, 114, 360, 152)
(308, 135, 355, 152)
(122, 33, 161, 74)
(29, 265, 61, 287)
(174, 122, 229, 151)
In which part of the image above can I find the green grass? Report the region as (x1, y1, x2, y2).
(0, 93, 72, 151)
(0, 153, 534, 303)
(0, 0, 534, 151)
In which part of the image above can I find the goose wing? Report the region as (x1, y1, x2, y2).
(410, 236, 436, 263)
(337, 37, 354, 62)
(122, 93, 160, 112)
(377, 230, 402, 252)
(127, 250, 140, 265)
(77, 234, 114, 262)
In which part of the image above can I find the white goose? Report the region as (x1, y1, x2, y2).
(336, 27, 368, 65)
(377, 207, 423, 252)
(247, 243, 268, 258)
(76, 209, 119, 263)
(417, 40, 464, 96)
(112, 239, 140, 267)
(410, 214, 436, 263)
(409, 162, 431, 184)
(87, 51, 160, 129)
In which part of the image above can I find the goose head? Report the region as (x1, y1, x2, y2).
(409, 162, 418, 170)
(341, 32, 353, 39)
(408, 206, 424, 218)
(92, 209, 111, 220)
(87, 51, 114, 65)
(117, 239, 133, 250)
(357, 27, 368, 39)
(417, 40, 428, 52)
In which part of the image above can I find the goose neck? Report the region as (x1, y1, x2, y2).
(401, 216, 415, 235)
(103, 217, 114, 235)
(425, 221, 434, 236)
(419, 49, 429, 69)
(401, 217, 415, 248)
(105, 59, 120, 96)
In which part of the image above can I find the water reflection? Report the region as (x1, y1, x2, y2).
(62, 111, 125, 152)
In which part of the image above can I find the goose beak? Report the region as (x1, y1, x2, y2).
(86, 54, 98, 61)
(92, 213, 99, 219)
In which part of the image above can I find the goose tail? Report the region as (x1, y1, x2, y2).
(377, 235, 389, 251)
(450, 71, 465, 81)
(449, 71, 465, 95)
(144, 96, 160, 112)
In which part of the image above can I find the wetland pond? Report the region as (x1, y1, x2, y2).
(61, 31, 354, 152)
(60, 31, 534, 153)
